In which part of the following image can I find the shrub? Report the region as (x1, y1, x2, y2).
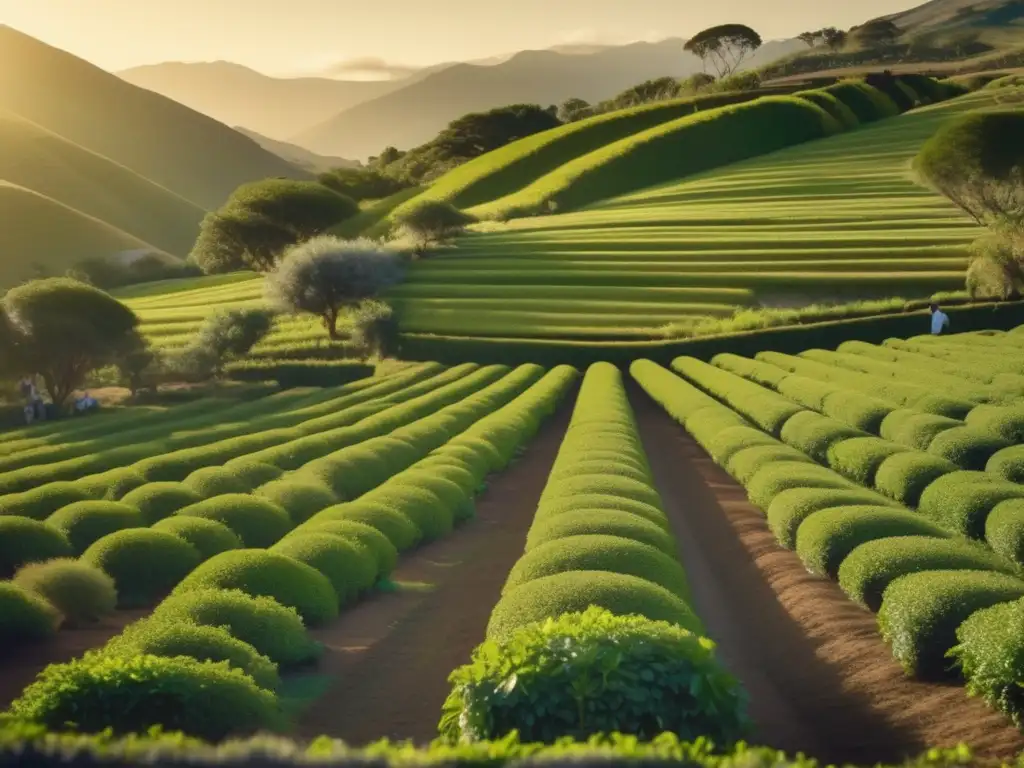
(289, 520, 398, 577)
(256, 481, 337, 525)
(75, 469, 147, 501)
(313, 502, 422, 551)
(726, 445, 813, 484)
(794, 89, 859, 129)
(766, 488, 896, 549)
(393, 474, 473, 525)
(985, 499, 1024, 565)
(183, 467, 250, 498)
(874, 452, 958, 506)
(222, 459, 284, 488)
(175, 495, 292, 548)
(879, 570, 1024, 679)
(917, 472, 1024, 539)
(502, 535, 690, 599)
(487, 571, 701, 643)
(986, 445, 1024, 484)
(0, 517, 72, 578)
(107, 620, 280, 690)
(270, 533, 377, 606)
(795, 507, 951, 578)
(928, 427, 1011, 471)
(12, 558, 116, 626)
(441, 608, 747, 744)
(119, 483, 203, 525)
(151, 516, 243, 561)
(951, 598, 1024, 725)
(0, 482, 90, 520)
(361, 485, 454, 542)
(152, 588, 319, 666)
(703, 426, 779, 466)
(966, 405, 1024, 443)
(823, 81, 899, 123)
(6, 654, 282, 741)
(537, 494, 669, 530)
(172, 550, 339, 626)
(82, 529, 202, 607)
(826, 437, 908, 485)
(879, 410, 961, 450)
(746, 461, 852, 509)
(779, 411, 863, 463)
(0, 582, 61, 648)
(839, 537, 1014, 612)
(525, 511, 676, 557)
(395, 200, 476, 252)
(46, 501, 143, 555)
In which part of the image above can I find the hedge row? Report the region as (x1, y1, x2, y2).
(224, 360, 374, 389)
(442, 363, 748, 745)
(630, 359, 1024, 721)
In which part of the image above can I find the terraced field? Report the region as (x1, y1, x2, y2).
(392, 89, 1021, 341)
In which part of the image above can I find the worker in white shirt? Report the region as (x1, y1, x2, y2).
(930, 303, 950, 335)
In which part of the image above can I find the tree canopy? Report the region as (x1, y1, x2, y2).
(317, 167, 410, 202)
(684, 24, 763, 78)
(394, 201, 477, 254)
(851, 19, 901, 47)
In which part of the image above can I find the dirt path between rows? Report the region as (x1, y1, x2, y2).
(628, 383, 1024, 765)
(292, 399, 575, 745)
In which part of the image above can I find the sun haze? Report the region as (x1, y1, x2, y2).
(0, 0, 920, 75)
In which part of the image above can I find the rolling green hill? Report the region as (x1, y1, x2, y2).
(0, 182, 176, 288)
(0, 25, 311, 209)
(0, 111, 204, 256)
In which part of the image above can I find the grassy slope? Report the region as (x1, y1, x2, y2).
(0, 25, 310, 209)
(0, 111, 204, 256)
(0, 182, 175, 287)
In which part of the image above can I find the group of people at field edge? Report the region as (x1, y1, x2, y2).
(18, 376, 98, 425)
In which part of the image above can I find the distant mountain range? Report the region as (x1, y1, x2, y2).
(120, 38, 805, 161)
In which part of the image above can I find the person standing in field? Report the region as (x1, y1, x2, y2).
(930, 303, 950, 335)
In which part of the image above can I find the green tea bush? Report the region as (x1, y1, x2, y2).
(928, 427, 1011, 471)
(6, 654, 282, 740)
(290, 520, 398, 576)
(985, 499, 1024, 565)
(487, 571, 700, 642)
(120, 483, 203, 525)
(822, 390, 895, 433)
(537, 493, 669, 530)
(839, 536, 1014, 611)
(879, 410, 961, 451)
(776, 375, 835, 410)
(779, 411, 864, 463)
(106, 620, 280, 690)
(874, 452, 958, 506)
(152, 588, 319, 666)
(151, 516, 243, 561)
(917, 472, 1024, 539)
(313, 502, 422, 551)
(794, 89, 859, 129)
(46, 501, 143, 555)
(766, 487, 897, 549)
(951, 597, 1024, 725)
(544, 475, 663, 510)
(0, 517, 72, 578)
(172, 550, 339, 626)
(525, 510, 676, 556)
(394, 473, 473, 524)
(82, 529, 202, 607)
(12, 558, 116, 626)
(986, 445, 1024, 484)
(74, 469, 147, 501)
(503, 535, 689, 598)
(726, 445, 813, 484)
(222, 459, 283, 488)
(176, 495, 292, 548)
(183, 467, 250, 498)
(442, 608, 747, 744)
(910, 396, 977, 420)
(826, 437, 908, 485)
(823, 81, 900, 123)
(360, 484, 454, 542)
(270, 533, 377, 606)
(0, 482, 90, 520)
(795, 507, 951, 578)
(746, 461, 853, 509)
(703, 426, 778, 466)
(879, 570, 1024, 678)
(0, 582, 60, 647)
(256, 480, 338, 525)
(966, 405, 1024, 443)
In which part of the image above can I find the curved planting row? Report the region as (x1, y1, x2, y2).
(1, 365, 578, 741)
(631, 358, 1024, 726)
(440, 362, 747, 745)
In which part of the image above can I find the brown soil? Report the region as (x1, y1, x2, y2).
(0, 609, 146, 711)
(292, 400, 575, 745)
(628, 384, 1024, 765)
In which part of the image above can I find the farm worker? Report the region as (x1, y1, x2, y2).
(929, 303, 950, 335)
(20, 376, 45, 422)
(75, 392, 98, 414)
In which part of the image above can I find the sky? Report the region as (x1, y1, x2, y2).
(0, 0, 922, 77)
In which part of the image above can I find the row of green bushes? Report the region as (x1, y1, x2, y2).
(441, 363, 747, 745)
(224, 360, 373, 389)
(630, 358, 1024, 725)
(1, 366, 579, 739)
(397, 301, 1024, 368)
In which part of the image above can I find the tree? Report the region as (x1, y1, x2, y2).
(798, 31, 821, 47)
(607, 77, 683, 109)
(394, 201, 477, 254)
(115, 332, 161, 396)
(349, 300, 400, 359)
(558, 98, 592, 123)
(180, 308, 276, 378)
(966, 234, 1024, 300)
(680, 72, 717, 93)
(317, 167, 409, 202)
(851, 19, 901, 48)
(432, 104, 561, 159)
(265, 236, 405, 339)
(2, 278, 139, 408)
(190, 180, 359, 275)
(684, 24, 763, 78)
(821, 27, 848, 51)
